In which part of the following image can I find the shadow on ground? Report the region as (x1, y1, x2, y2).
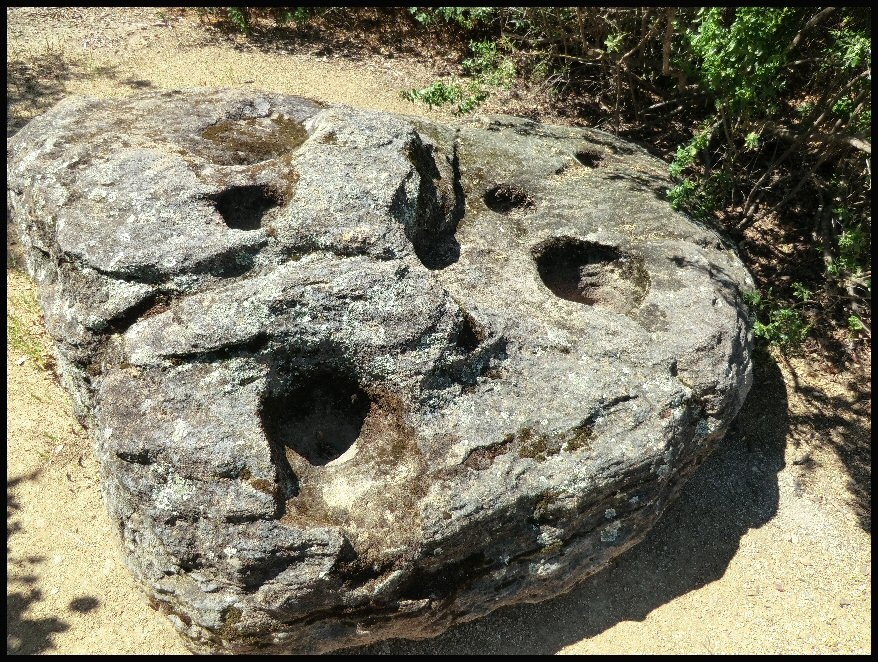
(6, 471, 101, 654)
(6, 45, 153, 139)
(198, 7, 468, 64)
(345, 354, 788, 654)
(780, 355, 872, 533)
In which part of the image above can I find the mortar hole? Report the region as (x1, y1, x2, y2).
(260, 370, 370, 466)
(456, 311, 484, 353)
(533, 237, 649, 313)
(575, 150, 603, 167)
(200, 116, 308, 165)
(484, 184, 534, 214)
(213, 185, 282, 231)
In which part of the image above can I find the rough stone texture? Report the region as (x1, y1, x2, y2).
(7, 89, 754, 654)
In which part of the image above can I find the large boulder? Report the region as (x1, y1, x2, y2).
(7, 89, 753, 654)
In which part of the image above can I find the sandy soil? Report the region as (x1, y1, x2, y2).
(6, 7, 871, 655)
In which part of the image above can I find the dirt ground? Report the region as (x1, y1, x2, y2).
(6, 7, 871, 655)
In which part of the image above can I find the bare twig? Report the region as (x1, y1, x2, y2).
(662, 8, 675, 75)
(767, 124, 871, 154)
(620, 9, 660, 66)
(741, 70, 869, 219)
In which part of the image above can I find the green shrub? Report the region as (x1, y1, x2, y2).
(408, 7, 496, 29)
(401, 81, 464, 109)
(744, 287, 813, 352)
(463, 39, 515, 87)
(402, 36, 514, 113)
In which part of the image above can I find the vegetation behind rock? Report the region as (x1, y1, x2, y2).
(197, 6, 871, 364)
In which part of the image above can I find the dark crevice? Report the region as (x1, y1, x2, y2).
(224, 512, 272, 525)
(601, 393, 638, 409)
(99, 248, 266, 339)
(82, 258, 168, 287)
(103, 291, 171, 335)
(164, 332, 271, 365)
(456, 309, 484, 354)
(72, 241, 264, 288)
(333, 544, 391, 591)
(115, 448, 153, 465)
(399, 552, 487, 601)
(178, 555, 203, 572)
(574, 150, 604, 167)
(188, 241, 266, 279)
(237, 553, 303, 589)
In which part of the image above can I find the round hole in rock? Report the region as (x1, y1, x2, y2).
(574, 150, 603, 167)
(484, 184, 534, 214)
(456, 310, 484, 354)
(532, 237, 649, 313)
(260, 369, 371, 467)
(213, 185, 282, 231)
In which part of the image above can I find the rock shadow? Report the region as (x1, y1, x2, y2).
(779, 356, 871, 532)
(398, 134, 465, 271)
(7, 471, 101, 653)
(6, 47, 151, 140)
(603, 171, 670, 203)
(6, 48, 72, 138)
(343, 353, 787, 654)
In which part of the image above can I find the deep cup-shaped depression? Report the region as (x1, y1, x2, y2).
(212, 185, 282, 231)
(261, 369, 371, 467)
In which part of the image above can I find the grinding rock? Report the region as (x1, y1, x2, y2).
(7, 89, 754, 654)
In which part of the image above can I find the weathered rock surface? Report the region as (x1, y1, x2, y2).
(7, 89, 754, 654)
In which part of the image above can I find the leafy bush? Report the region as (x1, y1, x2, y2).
(463, 39, 515, 87)
(196, 7, 314, 33)
(401, 79, 489, 114)
(408, 7, 496, 29)
(401, 81, 464, 109)
(744, 288, 813, 352)
(402, 37, 514, 113)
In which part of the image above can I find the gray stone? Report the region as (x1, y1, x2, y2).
(7, 89, 754, 654)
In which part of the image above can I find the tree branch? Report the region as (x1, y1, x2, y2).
(788, 7, 836, 53)
(766, 123, 871, 154)
(662, 8, 676, 75)
(741, 69, 869, 218)
(620, 9, 660, 66)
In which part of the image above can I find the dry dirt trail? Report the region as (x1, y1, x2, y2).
(6, 7, 871, 655)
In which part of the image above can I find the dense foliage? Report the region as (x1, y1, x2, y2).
(197, 7, 871, 358)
